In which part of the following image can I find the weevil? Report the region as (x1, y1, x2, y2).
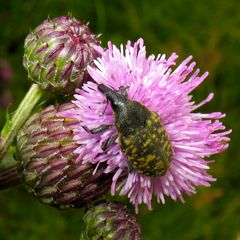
(83, 84, 173, 177)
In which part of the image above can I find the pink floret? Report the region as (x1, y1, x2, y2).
(61, 38, 231, 212)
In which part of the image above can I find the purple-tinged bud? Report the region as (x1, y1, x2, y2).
(80, 201, 142, 240)
(16, 103, 119, 209)
(23, 16, 100, 95)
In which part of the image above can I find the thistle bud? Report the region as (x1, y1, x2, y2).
(80, 202, 142, 240)
(23, 16, 99, 95)
(16, 103, 116, 209)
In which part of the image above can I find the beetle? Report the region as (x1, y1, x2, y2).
(83, 84, 173, 177)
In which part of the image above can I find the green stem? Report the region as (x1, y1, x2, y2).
(0, 84, 43, 161)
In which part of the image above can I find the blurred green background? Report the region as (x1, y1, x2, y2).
(0, 0, 239, 239)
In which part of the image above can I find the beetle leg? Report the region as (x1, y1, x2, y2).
(82, 124, 112, 134)
(101, 134, 118, 151)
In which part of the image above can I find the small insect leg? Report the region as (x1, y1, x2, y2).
(82, 124, 112, 134)
(101, 134, 118, 151)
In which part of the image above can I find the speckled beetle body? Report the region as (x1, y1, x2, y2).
(87, 84, 173, 177)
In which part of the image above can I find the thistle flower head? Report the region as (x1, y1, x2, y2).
(16, 103, 116, 209)
(80, 201, 142, 240)
(23, 16, 99, 95)
(61, 39, 231, 211)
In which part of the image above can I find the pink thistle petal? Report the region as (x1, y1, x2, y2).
(60, 39, 231, 211)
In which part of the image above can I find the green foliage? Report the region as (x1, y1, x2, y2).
(0, 0, 239, 239)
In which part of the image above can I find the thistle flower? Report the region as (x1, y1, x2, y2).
(61, 38, 231, 211)
(80, 201, 142, 240)
(16, 103, 120, 209)
(23, 16, 99, 95)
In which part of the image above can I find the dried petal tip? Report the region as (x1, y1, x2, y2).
(16, 103, 114, 209)
(80, 202, 142, 240)
(23, 16, 100, 95)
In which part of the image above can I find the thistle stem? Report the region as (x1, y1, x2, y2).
(0, 84, 43, 161)
(0, 164, 22, 190)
